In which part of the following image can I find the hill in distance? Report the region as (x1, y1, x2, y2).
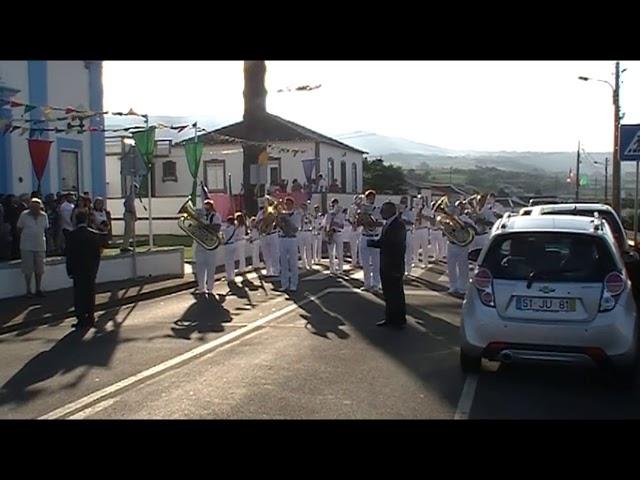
(334, 131, 611, 175)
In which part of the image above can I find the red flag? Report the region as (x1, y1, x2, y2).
(65, 106, 77, 114)
(9, 100, 23, 108)
(88, 126, 99, 132)
(28, 138, 53, 183)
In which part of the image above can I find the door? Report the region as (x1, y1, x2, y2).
(340, 160, 347, 193)
(60, 150, 79, 192)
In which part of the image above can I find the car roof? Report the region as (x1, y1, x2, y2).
(494, 214, 605, 235)
(531, 203, 614, 214)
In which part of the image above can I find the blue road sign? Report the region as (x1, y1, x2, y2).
(619, 124, 640, 162)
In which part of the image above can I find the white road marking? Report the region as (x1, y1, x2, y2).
(454, 374, 479, 420)
(38, 287, 353, 420)
(67, 398, 118, 420)
(404, 290, 453, 297)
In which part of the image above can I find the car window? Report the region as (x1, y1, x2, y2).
(539, 209, 626, 246)
(483, 232, 621, 282)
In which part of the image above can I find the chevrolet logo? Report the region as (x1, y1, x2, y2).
(538, 286, 555, 294)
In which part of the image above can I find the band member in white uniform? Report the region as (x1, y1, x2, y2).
(277, 197, 300, 292)
(398, 196, 415, 275)
(412, 195, 431, 268)
(473, 192, 500, 254)
(234, 212, 248, 274)
(312, 205, 324, 264)
(248, 216, 261, 271)
(195, 199, 221, 295)
(222, 215, 239, 283)
(297, 202, 314, 270)
(322, 198, 346, 274)
(431, 200, 447, 262)
(346, 195, 362, 268)
(359, 190, 384, 291)
(446, 201, 475, 295)
(256, 198, 280, 277)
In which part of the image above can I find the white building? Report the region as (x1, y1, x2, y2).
(105, 113, 366, 198)
(0, 61, 106, 197)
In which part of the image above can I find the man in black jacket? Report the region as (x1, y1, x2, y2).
(65, 210, 103, 329)
(368, 201, 407, 329)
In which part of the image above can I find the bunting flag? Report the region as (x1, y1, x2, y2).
(185, 140, 204, 204)
(131, 127, 156, 169)
(276, 84, 322, 93)
(28, 138, 53, 194)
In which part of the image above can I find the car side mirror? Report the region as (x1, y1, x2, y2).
(468, 248, 481, 263)
(623, 250, 640, 264)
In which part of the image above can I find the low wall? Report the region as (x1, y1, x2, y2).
(106, 193, 407, 236)
(0, 248, 185, 300)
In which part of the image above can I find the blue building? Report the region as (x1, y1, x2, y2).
(0, 61, 106, 198)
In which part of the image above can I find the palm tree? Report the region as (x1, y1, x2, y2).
(242, 61, 267, 216)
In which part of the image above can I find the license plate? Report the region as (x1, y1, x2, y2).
(515, 297, 576, 312)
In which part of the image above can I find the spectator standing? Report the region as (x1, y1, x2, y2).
(17, 198, 48, 297)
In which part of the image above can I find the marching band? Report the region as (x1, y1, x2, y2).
(182, 188, 502, 298)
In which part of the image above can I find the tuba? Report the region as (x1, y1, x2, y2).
(177, 198, 222, 250)
(258, 195, 283, 235)
(356, 202, 378, 235)
(433, 196, 475, 247)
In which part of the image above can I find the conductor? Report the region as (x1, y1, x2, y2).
(65, 210, 103, 329)
(367, 201, 407, 329)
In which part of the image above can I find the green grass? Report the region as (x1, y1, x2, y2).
(105, 234, 194, 261)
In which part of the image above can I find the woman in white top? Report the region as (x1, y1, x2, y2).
(92, 197, 111, 249)
(234, 212, 249, 274)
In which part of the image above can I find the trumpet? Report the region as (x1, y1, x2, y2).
(356, 202, 378, 235)
(257, 195, 283, 236)
(177, 198, 222, 250)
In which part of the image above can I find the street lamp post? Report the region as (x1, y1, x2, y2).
(578, 61, 624, 215)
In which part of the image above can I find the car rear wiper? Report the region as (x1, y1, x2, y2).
(526, 268, 583, 289)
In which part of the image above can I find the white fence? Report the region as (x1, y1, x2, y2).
(0, 248, 185, 300)
(106, 193, 407, 236)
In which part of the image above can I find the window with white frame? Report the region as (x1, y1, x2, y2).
(351, 163, 358, 192)
(162, 160, 177, 182)
(327, 158, 335, 182)
(204, 160, 226, 193)
(268, 158, 281, 184)
(60, 150, 80, 192)
(154, 139, 172, 157)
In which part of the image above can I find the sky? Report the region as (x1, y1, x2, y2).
(103, 61, 640, 153)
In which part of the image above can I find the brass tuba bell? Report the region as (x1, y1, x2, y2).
(433, 196, 475, 247)
(177, 197, 222, 250)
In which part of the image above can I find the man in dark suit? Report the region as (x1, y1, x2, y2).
(368, 201, 407, 329)
(65, 210, 103, 329)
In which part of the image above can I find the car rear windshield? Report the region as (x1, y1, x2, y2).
(481, 232, 620, 282)
(540, 209, 625, 244)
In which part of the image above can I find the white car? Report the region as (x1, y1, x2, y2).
(460, 213, 640, 387)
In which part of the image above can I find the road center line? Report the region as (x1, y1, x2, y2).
(454, 374, 478, 420)
(38, 287, 353, 420)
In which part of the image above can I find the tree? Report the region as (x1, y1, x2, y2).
(363, 158, 407, 194)
(242, 61, 267, 217)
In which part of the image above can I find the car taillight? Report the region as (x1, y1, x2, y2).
(600, 272, 625, 312)
(474, 267, 495, 307)
(604, 272, 625, 296)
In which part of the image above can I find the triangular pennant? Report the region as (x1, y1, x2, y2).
(65, 106, 77, 115)
(126, 108, 139, 116)
(177, 125, 188, 133)
(9, 100, 23, 108)
(88, 126, 99, 132)
(156, 123, 169, 130)
(23, 105, 37, 115)
(9, 126, 20, 133)
(20, 127, 29, 136)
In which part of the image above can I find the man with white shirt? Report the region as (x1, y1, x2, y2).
(277, 197, 300, 292)
(322, 197, 346, 275)
(222, 215, 239, 284)
(256, 197, 280, 277)
(446, 200, 474, 296)
(358, 190, 384, 291)
(398, 196, 415, 275)
(346, 195, 362, 268)
(412, 195, 430, 268)
(316, 174, 328, 193)
(297, 202, 314, 270)
(17, 198, 49, 297)
(59, 192, 75, 252)
(195, 199, 222, 295)
(431, 200, 446, 262)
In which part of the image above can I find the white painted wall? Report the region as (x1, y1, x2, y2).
(105, 155, 121, 198)
(47, 61, 93, 194)
(0, 248, 185, 300)
(319, 143, 363, 194)
(0, 60, 93, 195)
(0, 61, 31, 195)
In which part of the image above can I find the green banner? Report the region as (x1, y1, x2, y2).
(184, 140, 204, 204)
(132, 127, 156, 168)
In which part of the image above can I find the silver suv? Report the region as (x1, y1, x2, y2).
(460, 213, 639, 387)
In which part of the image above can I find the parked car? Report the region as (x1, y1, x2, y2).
(460, 214, 640, 387)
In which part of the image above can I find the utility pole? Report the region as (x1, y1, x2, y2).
(575, 141, 581, 202)
(604, 157, 609, 203)
(612, 61, 622, 215)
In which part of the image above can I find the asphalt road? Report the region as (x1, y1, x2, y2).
(2, 262, 640, 419)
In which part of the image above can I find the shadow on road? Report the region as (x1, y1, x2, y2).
(171, 295, 231, 340)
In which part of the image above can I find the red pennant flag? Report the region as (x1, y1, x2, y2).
(9, 100, 23, 108)
(65, 106, 76, 115)
(28, 138, 54, 183)
(88, 126, 99, 132)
